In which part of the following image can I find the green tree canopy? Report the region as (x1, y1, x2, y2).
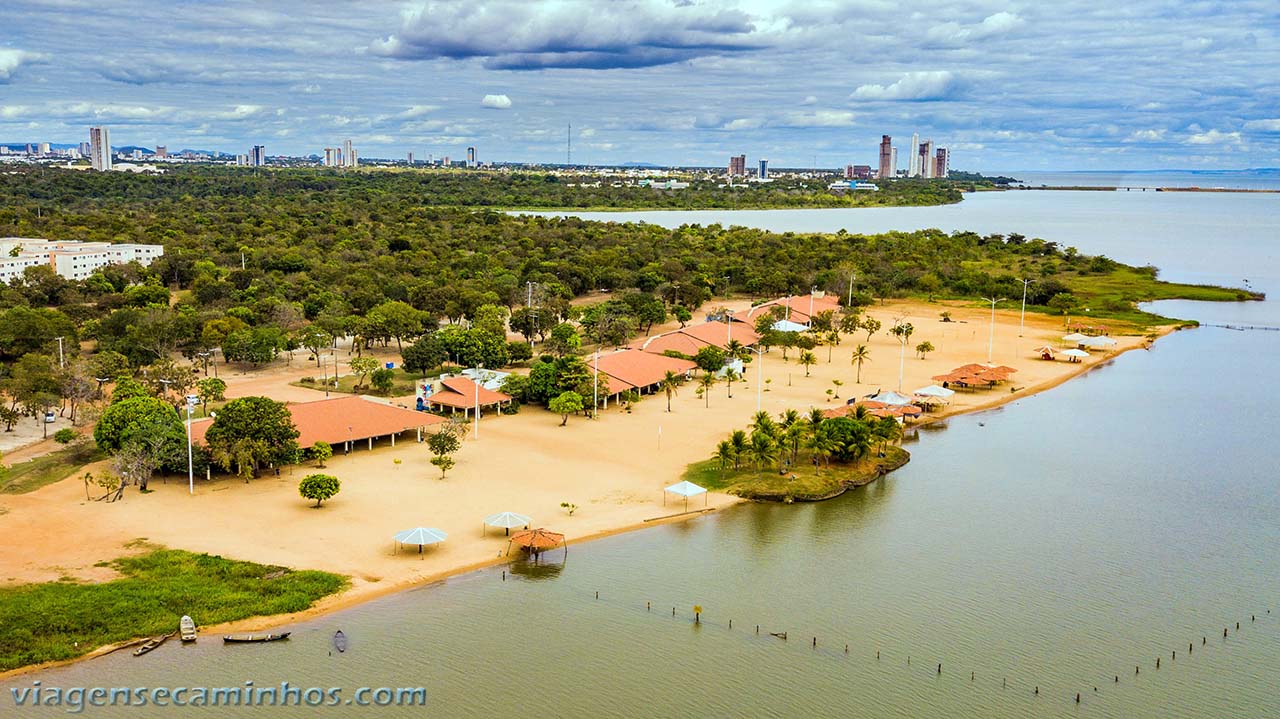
(204, 396, 299, 474)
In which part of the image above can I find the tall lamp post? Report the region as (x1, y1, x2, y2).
(751, 345, 763, 412)
(982, 297, 1006, 364)
(473, 362, 482, 439)
(1018, 279, 1034, 337)
(185, 395, 197, 494)
(592, 349, 599, 419)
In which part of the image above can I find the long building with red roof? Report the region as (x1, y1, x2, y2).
(189, 394, 444, 453)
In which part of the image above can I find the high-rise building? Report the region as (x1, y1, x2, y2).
(466, 146, 476, 167)
(758, 158, 769, 179)
(324, 147, 340, 167)
(844, 164, 855, 179)
(728, 154, 746, 176)
(155, 145, 167, 159)
(249, 145, 266, 167)
(89, 127, 111, 171)
(78, 141, 92, 156)
(407, 152, 414, 165)
(934, 148, 949, 179)
(853, 165, 872, 179)
(38, 142, 50, 155)
(878, 135, 893, 180)
(236, 154, 249, 166)
(908, 133, 920, 177)
(918, 140, 934, 179)
(342, 139, 358, 168)
(890, 148, 898, 176)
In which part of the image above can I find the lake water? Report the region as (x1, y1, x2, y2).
(7, 194, 1279, 718)
(1009, 170, 1280, 191)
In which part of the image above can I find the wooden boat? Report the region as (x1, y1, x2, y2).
(133, 633, 173, 656)
(179, 615, 197, 642)
(222, 632, 291, 643)
(332, 630, 347, 653)
(769, 632, 788, 640)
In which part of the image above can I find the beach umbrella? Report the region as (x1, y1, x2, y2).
(1062, 332, 1089, 343)
(394, 527, 447, 555)
(1079, 336, 1117, 348)
(913, 384, 955, 398)
(664, 480, 709, 510)
(1061, 348, 1090, 363)
(870, 390, 915, 406)
(483, 511, 533, 536)
(507, 528, 566, 559)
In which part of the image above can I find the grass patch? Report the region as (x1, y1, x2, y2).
(683, 445, 909, 501)
(1, 442, 105, 495)
(290, 367, 439, 398)
(0, 548, 347, 672)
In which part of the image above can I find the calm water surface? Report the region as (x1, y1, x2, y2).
(7, 196, 1279, 718)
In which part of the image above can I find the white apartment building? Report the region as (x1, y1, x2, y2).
(0, 238, 165, 283)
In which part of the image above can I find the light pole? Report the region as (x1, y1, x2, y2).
(54, 336, 65, 368)
(1018, 279, 1034, 337)
(592, 348, 599, 419)
(751, 345, 763, 412)
(158, 378, 173, 402)
(185, 396, 196, 495)
(897, 322, 908, 392)
(808, 285, 817, 327)
(473, 362, 482, 439)
(847, 271, 856, 307)
(724, 309, 733, 345)
(982, 297, 1006, 364)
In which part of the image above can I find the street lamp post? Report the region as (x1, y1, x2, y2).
(54, 336, 65, 368)
(185, 396, 196, 495)
(752, 345, 763, 412)
(473, 363, 482, 439)
(592, 349, 599, 419)
(982, 297, 1006, 364)
(1019, 279, 1034, 337)
(847, 271, 856, 307)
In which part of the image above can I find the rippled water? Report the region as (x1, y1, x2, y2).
(7, 196, 1279, 718)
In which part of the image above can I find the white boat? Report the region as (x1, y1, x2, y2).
(179, 615, 197, 642)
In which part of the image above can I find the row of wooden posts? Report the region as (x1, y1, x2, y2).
(575, 585, 1273, 707)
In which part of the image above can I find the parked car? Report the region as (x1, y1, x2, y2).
(44, 411, 56, 423)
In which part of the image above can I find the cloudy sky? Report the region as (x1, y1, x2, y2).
(2, 0, 1278, 170)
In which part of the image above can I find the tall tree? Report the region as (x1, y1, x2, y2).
(204, 396, 299, 476)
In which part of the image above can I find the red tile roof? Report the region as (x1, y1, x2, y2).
(744, 294, 842, 325)
(190, 395, 443, 449)
(429, 376, 512, 409)
(628, 321, 760, 354)
(590, 350, 696, 392)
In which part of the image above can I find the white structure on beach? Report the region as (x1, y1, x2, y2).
(0, 238, 165, 283)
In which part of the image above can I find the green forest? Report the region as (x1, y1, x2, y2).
(0, 167, 1256, 450)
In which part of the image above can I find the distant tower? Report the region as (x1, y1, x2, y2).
(567, 122, 572, 166)
(878, 135, 893, 180)
(250, 145, 266, 167)
(466, 146, 476, 167)
(324, 147, 340, 167)
(408, 151, 414, 165)
(935, 147, 949, 178)
(155, 145, 167, 159)
(89, 126, 111, 171)
(918, 140, 934, 179)
(758, 158, 769, 179)
(908, 133, 920, 177)
(342, 139, 357, 168)
(890, 148, 898, 176)
(728, 154, 746, 176)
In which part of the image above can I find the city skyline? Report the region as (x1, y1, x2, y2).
(1, 1, 1278, 170)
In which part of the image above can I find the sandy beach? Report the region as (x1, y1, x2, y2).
(0, 298, 1157, 674)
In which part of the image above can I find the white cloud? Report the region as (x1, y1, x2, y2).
(927, 12, 1023, 45)
(481, 94, 512, 110)
(0, 49, 41, 82)
(208, 104, 266, 120)
(396, 105, 439, 119)
(1186, 129, 1241, 145)
(801, 95, 817, 105)
(851, 71, 957, 101)
(723, 118, 763, 131)
(1127, 129, 1165, 141)
(1244, 119, 1280, 132)
(775, 110, 856, 128)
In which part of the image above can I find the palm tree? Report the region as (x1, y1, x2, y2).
(799, 350, 817, 377)
(725, 339, 748, 363)
(784, 421, 807, 465)
(850, 344, 870, 383)
(659, 370, 680, 412)
(778, 409, 801, 428)
(805, 429, 836, 468)
(698, 372, 716, 407)
(723, 367, 740, 398)
(748, 430, 778, 473)
(714, 440, 736, 480)
(751, 410, 776, 437)
(872, 416, 902, 456)
(826, 330, 840, 361)
(728, 429, 748, 470)
(831, 379, 844, 398)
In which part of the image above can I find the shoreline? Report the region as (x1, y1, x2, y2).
(0, 320, 1176, 683)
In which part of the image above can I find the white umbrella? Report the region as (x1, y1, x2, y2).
(483, 511, 532, 536)
(1061, 348, 1090, 361)
(664, 480, 708, 510)
(1062, 332, 1089, 342)
(912, 384, 955, 398)
(870, 390, 915, 406)
(1079, 335, 1117, 348)
(394, 527, 448, 555)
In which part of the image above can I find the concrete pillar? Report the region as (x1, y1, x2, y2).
(368, 437, 372, 450)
